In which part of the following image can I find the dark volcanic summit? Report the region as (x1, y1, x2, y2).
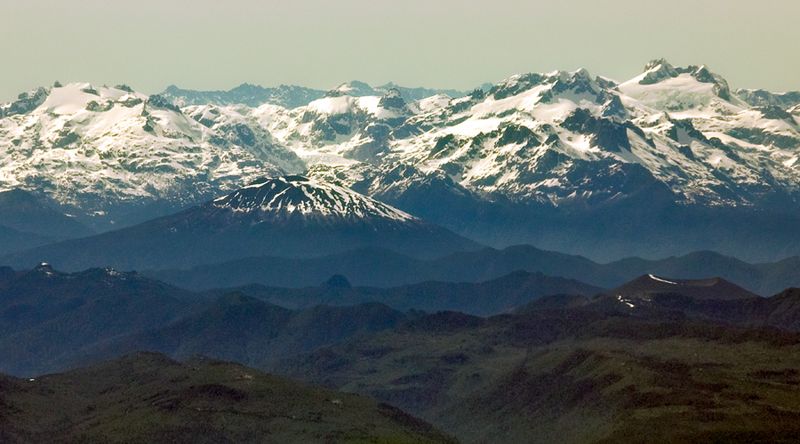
(609, 274, 758, 302)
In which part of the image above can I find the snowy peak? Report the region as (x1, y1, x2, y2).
(639, 59, 679, 84)
(636, 59, 727, 87)
(211, 175, 415, 222)
(32, 261, 57, 277)
(485, 68, 606, 102)
(327, 81, 469, 102)
(0, 87, 49, 118)
(736, 89, 800, 110)
(38, 82, 149, 115)
(378, 88, 407, 110)
(329, 80, 377, 97)
(690, 65, 732, 100)
(2, 61, 800, 238)
(622, 61, 734, 106)
(160, 81, 469, 109)
(160, 83, 326, 108)
(0, 82, 304, 227)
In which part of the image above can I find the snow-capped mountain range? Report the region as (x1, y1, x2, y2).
(0, 82, 304, 226)
(277, 60, 798, 210)
(159, 80, 471, 108)
(1, 60, 799, 260)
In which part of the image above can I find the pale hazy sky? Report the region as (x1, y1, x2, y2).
(1, 0, 798, 101)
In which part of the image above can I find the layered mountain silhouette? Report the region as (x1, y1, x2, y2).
(0, 264, 197, 375)
(5, 262, 800, 443)
(0, 189, 93, 255)
(3, 63, 800, 260)
(79, 294, 408, 371)
(0, 226, 49, 258)
(1, 176, 479, 271)
(208, 270, 602, 316)
(149, 245, 800, 296)
(0, 264, 600, 375)
(521, 275, 800, 333)
(282, 277, 800, 443)
(608, 274, 758, 301)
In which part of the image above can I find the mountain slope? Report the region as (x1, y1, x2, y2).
(0, 263, 415, 376)
(580, 283, 800, 333)
(0, 226, 50, 257)
(0, 353, 454, 444)
(3, 64, 800, 259)
(147, 245, 800, 296)
(0, 83, 304, 229)
(0, 264, 197, 375)
(1, 176, 479, 271)
(283, 61, 799, 209)
(0, 189, 94, 255)
(283, 299, 800, 443)
(374, 271, 602, 315)
(607, 273, 758, 302)
(79, 294, 407, 370)
(158, 60, 800, 260)
(0, 263, 601, 376)
(0, 189, 92, 239)
(160, 80, 469, 108)
(216, 270, 603, 316)
(160, 83, 327, 108)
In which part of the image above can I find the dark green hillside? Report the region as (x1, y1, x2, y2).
(0, 353, 455, 444)
(284, 306, 800, 443)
